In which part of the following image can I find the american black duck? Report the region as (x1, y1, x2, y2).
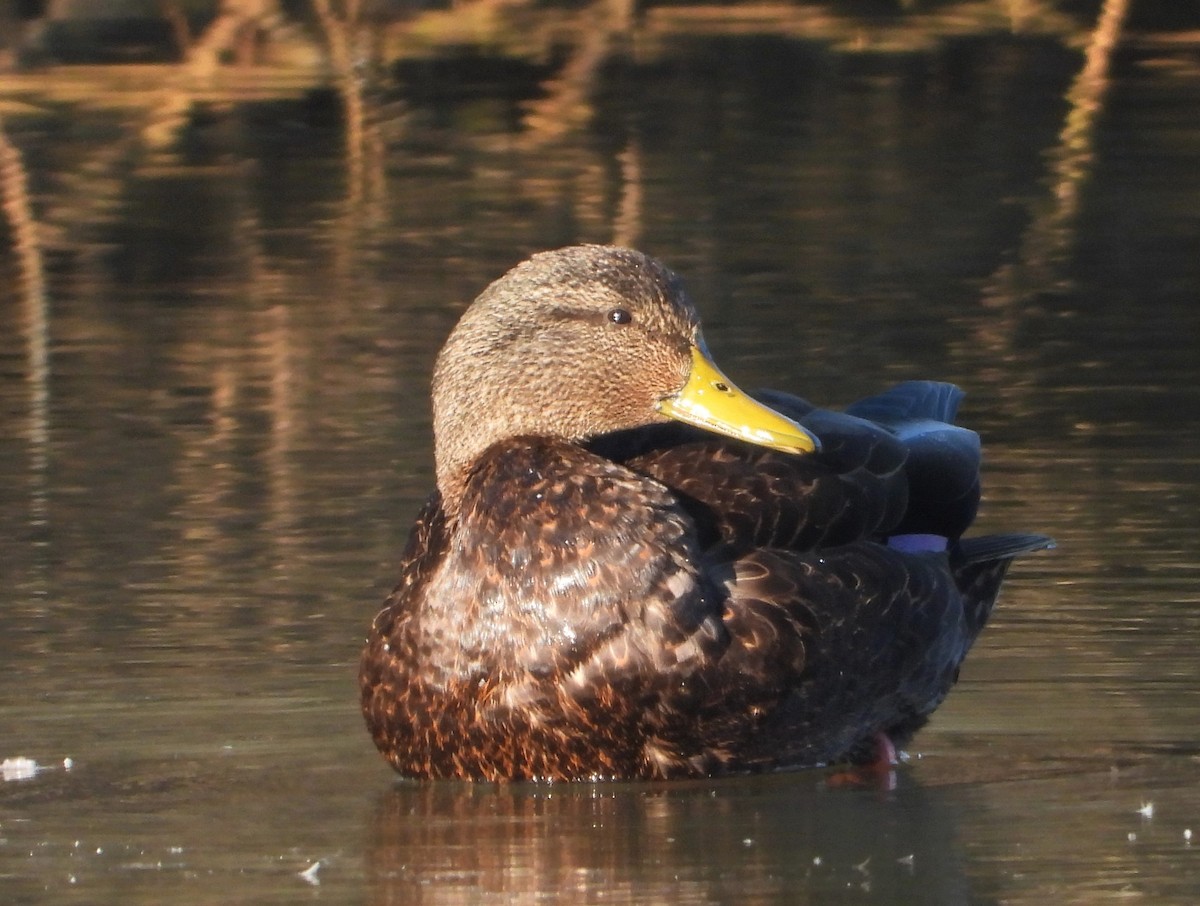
(360, 245, 1052, 781)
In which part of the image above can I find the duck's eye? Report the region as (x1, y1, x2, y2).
(607, 308, 633, 325)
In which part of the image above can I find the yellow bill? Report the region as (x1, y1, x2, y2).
(656, 344, 820, 454)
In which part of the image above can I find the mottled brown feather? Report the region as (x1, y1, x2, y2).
(359, 244, 1052, 781)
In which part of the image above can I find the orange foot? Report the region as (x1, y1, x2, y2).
(825, 733, 899, 791)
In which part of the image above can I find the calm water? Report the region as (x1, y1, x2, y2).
(3, 6, 1200, 904)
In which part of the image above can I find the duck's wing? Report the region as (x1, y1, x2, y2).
(623, 431, 907, 553)
(611, 381, 983, 554)
(688, 544, 967, 767)
(674, 531, 1053, 769)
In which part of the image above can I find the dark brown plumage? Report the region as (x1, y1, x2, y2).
(359, 245, 1052, 781)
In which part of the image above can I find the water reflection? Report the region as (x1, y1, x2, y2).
(0, 120, 50, 563)
(367, 775, 979, 905)
(982, 0, 1130, 314)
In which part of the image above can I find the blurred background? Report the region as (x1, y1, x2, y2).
(2, 1, 1199, 904)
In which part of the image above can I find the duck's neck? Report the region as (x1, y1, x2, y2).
(434, 459, 472, 520)
(436, 433, 574, 520)
(432, 400, 591, 520)
(432, 381, 516, 518)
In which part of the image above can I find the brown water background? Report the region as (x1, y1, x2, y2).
(2, 2, 1199, 903)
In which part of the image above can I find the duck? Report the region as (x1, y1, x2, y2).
(359, 244, 1053, 782)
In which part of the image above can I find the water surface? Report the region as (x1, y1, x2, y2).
(2, 6, 1199, 904)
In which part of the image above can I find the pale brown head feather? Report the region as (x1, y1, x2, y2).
(432, 245, 700, 514)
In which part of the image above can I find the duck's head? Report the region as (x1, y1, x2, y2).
(432, 245, 819, 512)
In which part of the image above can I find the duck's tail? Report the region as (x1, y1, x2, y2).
(951, 533, 1056, 635)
